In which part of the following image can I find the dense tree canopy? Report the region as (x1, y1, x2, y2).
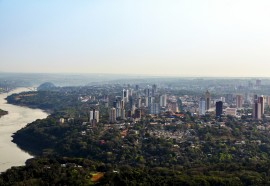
(3, 87, 270, 185)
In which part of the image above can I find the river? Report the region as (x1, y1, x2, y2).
(0, 88, 48, 173)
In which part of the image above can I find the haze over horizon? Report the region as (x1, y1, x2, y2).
(1, 0, 270, 77)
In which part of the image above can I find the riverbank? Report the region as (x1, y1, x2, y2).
(3, 88, 53, 115)
(0, 88, 48, 173)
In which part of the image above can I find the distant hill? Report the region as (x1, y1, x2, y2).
(37, 82, 56, 91)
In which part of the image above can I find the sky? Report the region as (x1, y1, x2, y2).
(1, 0, 270, 77)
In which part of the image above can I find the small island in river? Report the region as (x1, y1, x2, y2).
(0, 109, 8, 118)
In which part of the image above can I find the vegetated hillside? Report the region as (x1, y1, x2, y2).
(1, 156, 269, 186)
(11, 113, 270, 185)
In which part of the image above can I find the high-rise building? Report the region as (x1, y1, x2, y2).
(150, 103, 160, 114)
(116, 108, 121, 118)
(104, 95, 109, 102)
(122, 89, 129, 102)
(121, 100, 125, 109)
(148, 97, 155, 114)
(121, 108, 125, 120)
(129, 96, 133, 109)
(131, 104, 136, 115)
(114, 97, 122, 108)
(236, 95, 243, 108)
(128, 89, 133, 97)
(113, 100, 117, 108)
(216, 101, 223, 117)
(145, 96, 154, 108)
(253, 101, 262, 119)
(134, 109, 141, 119)
(126, 110, 132, 118)
(267, 96, 270, 106)
(258, 96, 265, 115)
(256, 79, 261, 87)
(171, 102, 179, 113)
(225, 94, 234, 103)
(254, 94, 258, 101)
(152, 84, 157, 96)
(205, 90, 211, 111)
(145, 86, 152, 97)
(199, 98, 206, 116)
(109, 108, 117, 123)
(220, 97, 226, 103)
(137, 97, 142, 108)
(160, 94, 167, 107)
(145, 96, 149, 107)
(90, 109, 99, 124)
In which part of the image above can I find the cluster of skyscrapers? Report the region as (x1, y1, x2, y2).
(108, 84, 170, 123)
(198, 90, 268, 119)
(90, 84, 269, 124)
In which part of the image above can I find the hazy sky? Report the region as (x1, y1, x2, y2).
(1, 0, 270, 77)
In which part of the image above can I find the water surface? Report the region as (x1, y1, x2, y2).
(0, 88, 48, 173)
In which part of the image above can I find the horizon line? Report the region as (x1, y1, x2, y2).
(0, 71, 269, 79)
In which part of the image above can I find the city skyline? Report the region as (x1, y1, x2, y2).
(1, 0, 270, 77)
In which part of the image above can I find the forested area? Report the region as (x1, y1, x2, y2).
(3, 88, 270, 185)
(1, 156, 270, 185)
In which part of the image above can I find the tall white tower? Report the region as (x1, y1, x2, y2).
(109, 108, 116, 123)
(160, 94, 167, 107)
(122, 89, 129, 103)
(199, 99, 206, 116)
(90, 110, 99, 124)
